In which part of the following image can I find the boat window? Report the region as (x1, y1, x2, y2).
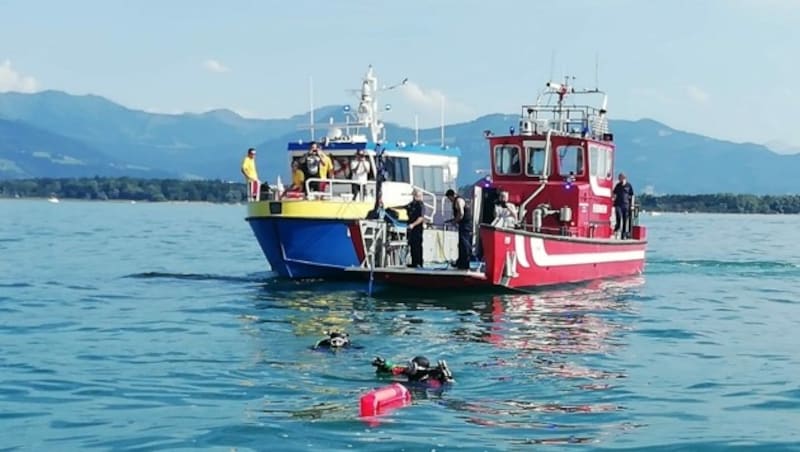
(589, 146, 599, 177)
(589, 145, 613, 179)
(383, 156, 410, 183)
(412, 166, 445, 193)
(494, 145, 521, 175)
(525, 146, 548, 176)
(557, 145, 584, 176)
(604, 149, 613, 180)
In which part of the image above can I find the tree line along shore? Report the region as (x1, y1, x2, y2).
(1, 177, 800, 214)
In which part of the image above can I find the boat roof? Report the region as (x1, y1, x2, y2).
(287, 140, 460, 157)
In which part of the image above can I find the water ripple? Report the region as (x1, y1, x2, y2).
(3, 202, 800, 450)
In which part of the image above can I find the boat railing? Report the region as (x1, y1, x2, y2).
(303, 178, 377, 202)
(520, 104, 609, 137)
(247, 180, 261, 202)
(439, 196, 452, 221)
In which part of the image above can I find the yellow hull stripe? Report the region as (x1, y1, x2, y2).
(246, 200, 409, 221)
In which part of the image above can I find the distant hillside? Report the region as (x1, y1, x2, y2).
(1, 89, 799, 194)
(0, 119, 171, 179)
(611, 119, 800, 194)
(0, 90, 342, 179)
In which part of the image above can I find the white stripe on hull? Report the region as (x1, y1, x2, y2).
(589, 175, 611, 197)
(514, 234, 531, 268)
(512, 236, 645, 268)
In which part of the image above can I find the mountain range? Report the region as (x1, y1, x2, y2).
(0, 90, 798, 195)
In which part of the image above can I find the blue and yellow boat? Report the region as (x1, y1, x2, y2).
(245, 66, 462, 278)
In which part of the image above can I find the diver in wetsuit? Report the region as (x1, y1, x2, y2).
(312, 331, 353, 350)
(371, 355, 454, 387)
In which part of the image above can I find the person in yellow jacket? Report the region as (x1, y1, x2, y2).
(282, 160, 306, 199)
(317, 146, 333, 192)
(241, 148, 260, 200)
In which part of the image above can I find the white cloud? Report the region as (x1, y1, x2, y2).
(686, 85, 710, 104)
(0, 59, 38, 93)
(402, 81, 446, 110)
(399, 81, 474, 124)
(203, 59, 230, 73)
(629, 87, 676, 105)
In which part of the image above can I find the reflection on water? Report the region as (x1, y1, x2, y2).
(6, 202, 800, 449)
(235, 275, 647, 446)
(481, 277, 642, 353)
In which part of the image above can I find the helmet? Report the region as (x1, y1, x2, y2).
(406, 356, 430, 376)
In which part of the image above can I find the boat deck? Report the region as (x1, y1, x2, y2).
(344, 261, 488, 289)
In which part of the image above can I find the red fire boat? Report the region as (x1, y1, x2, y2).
(346, 77, 647, 291)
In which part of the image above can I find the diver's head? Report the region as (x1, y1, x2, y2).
(314, 331, 350, 349)
(327, 331, 350, 348)
(406, 356, 431, 379)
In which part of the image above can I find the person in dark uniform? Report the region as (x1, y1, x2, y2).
(445, 189, 473, 270)
(399, 189, 426, 268)
(612, 172, 635, 239)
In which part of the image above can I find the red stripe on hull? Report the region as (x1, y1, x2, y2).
(348, 222, 366, 263)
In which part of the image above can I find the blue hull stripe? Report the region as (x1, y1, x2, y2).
(248, 218, 361, 278)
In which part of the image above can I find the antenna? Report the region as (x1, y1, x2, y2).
(594, 52, 599, 90)
(549, 49, 555, 82)
(414, 114, 419, 144)
(309, 76, 315, 141)
(440, 96, 445, 147)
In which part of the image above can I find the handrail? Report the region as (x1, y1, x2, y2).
(412, 185, 437, 223)
(439, 196, 449, 219)
(519, 129, 553, 222)
(247, 180, 260, 202)
(303, 178, 377, 201)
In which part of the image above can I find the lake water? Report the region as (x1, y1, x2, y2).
(2, 200, 800, 451)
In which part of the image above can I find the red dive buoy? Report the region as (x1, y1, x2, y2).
(359, 383, 412, 418)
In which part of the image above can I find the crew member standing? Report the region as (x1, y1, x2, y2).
(351, 149, 371, 199)
(612, 172, 635, 239)
(241, 148, 259, 200)
(401, 189, 425, 268)
(492, 190, 518, 229)
(445, 189, 472, 270)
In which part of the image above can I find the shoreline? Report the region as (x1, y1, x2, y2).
(0, 197, 237, 205)
(2, 197, 797, 215)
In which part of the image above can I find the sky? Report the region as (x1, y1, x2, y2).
(0, 0, 798, 150)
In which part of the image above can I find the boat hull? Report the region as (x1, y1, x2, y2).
(346, 266, 489, 289)
(247, 217, 360, 278)
(480, 226, 646, 289)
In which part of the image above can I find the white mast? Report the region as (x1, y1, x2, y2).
(299, 66, 406, 144)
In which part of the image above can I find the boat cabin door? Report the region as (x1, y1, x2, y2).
(472, 184, 498, 260)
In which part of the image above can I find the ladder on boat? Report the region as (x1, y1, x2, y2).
(359, 219, 409, 269)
